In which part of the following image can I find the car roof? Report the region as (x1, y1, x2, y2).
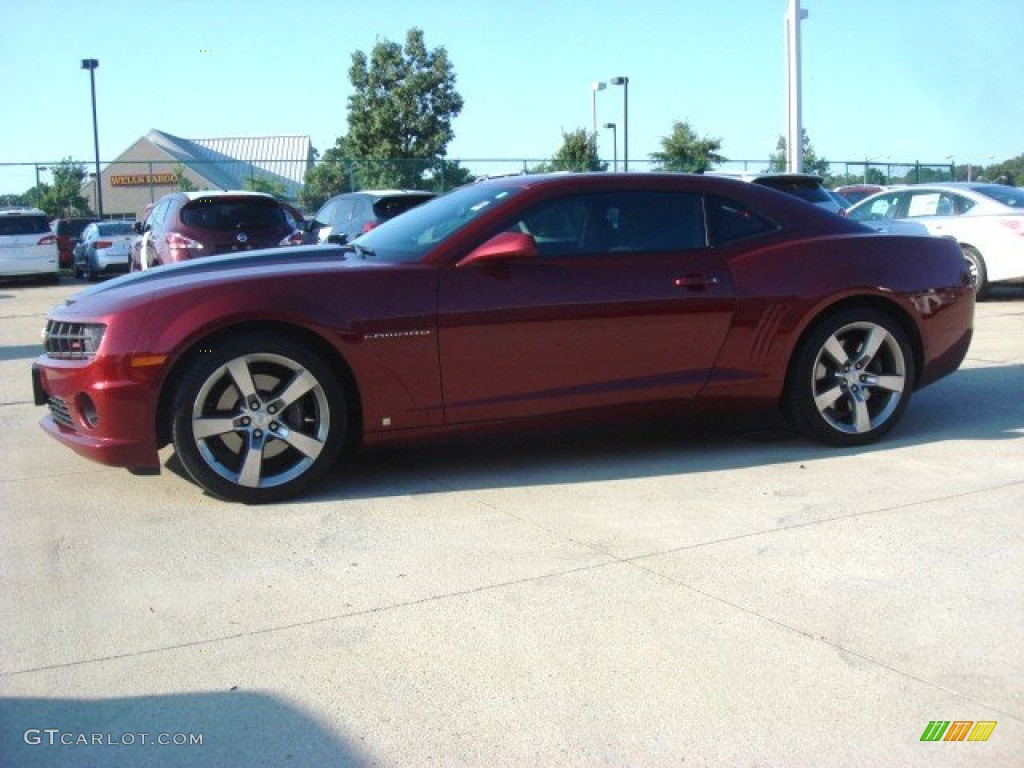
(328, 190, 435, 200)
(707, 171, 825, 184)
(182, 190, 276, 201)
(0, 207, 47, 217)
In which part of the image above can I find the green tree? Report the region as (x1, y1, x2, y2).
(243, 176, 287, 198)
(0, 193, 28, 207)
(767, 130, 829, 178)
(173, 163, 196, 192)
(35, 159, 92, 219)
(301, 143, 357, 210)
(543, 129, 606, 173)
(429, 159, 475, 192)
(649, 121, 724, 173)
(980, 153, 1022, 185)
(345, 28, 464, 189)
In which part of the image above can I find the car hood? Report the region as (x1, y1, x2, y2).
(64, 245, 374, 306)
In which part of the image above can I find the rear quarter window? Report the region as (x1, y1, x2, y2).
(707, 196, 777, 246)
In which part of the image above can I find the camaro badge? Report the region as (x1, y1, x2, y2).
(364, 329, 432, 341)
(236, 233, 249, 243)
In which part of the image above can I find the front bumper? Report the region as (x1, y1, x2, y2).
(32, 356, 162, 471)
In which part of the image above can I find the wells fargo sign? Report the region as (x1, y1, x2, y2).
(110, 173, 178, 187)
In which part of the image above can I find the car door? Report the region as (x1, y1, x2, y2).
(438, 190, 736, 425)
(74, 224, 96, 268)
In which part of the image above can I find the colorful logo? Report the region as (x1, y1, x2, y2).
(920, 721, 997, 742)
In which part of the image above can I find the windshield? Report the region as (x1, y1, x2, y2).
(180, 197, 285, 231)
(97, 221, 134, 235)
(755, 177, 831, 203)
(355, 183, 524, 262)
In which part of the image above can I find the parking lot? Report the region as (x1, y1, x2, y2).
(0, 276, 1021, 766)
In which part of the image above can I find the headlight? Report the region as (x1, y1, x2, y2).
(42, 321, 107, 360)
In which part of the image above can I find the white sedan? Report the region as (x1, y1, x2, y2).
(847, 182, 1024, 299)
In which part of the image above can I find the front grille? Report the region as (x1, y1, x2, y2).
(44, 321, 105, 359)
(48, 396, 74, 429)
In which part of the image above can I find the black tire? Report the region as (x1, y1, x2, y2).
(171, 332, 346, 503)
(785, 308, 915, 446)
(962, 245, 989, 301)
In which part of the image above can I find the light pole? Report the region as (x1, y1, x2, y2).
(784, 0, 808, 173)
(591, 81, 606, 138)
(34, 165, 50, 189)
(603, 123, 617, 172)
(81, 58, 103, 218)
(610, 76, 629, 171)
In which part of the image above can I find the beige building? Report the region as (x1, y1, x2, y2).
(82, 129, 314, 218)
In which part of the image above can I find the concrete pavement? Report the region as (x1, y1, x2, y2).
(1, 277, 1021, 766)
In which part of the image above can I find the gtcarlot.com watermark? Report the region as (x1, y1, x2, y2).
(23, 728, 203, 747)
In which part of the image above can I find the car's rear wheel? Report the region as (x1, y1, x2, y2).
(172, 333, 346, 503)
(961, 245, 988, 300)
(785, 308, 915, 446)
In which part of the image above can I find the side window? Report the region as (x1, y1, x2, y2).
(849, 193, 900, 222)
(313, 199, 338, 228)
(333, 200, 356, 227)
(906, 192, 943, 218)
(706, 196, 777, 246)
(952, 194, 976, 215)
(510, 191, 706, 257)
(149, 199, 171, 229)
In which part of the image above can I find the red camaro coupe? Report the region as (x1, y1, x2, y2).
(32, 174, 974, 503)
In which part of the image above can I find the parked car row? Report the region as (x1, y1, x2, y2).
(9, 176, 1022, 304)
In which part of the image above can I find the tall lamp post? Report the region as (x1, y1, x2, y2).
(610, 77, 629, 171)
(81, 58, 103, 218)
(591, 81, 606, 137)
(603, 123, 618, 172)
(784, 0, 808, 173)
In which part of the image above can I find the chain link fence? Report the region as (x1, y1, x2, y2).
(2, 157, 961, 218)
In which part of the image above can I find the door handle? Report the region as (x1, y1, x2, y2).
(673, 274, 719, 291)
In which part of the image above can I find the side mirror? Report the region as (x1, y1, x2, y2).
(326, 233, 348, 246)
(133, 221, 144, 234)
(458, 231, 538, 267)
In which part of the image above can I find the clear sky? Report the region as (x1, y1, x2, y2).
(1, 0, 1020, 195)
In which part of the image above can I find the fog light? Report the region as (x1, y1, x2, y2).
(77, 393, 99, 428)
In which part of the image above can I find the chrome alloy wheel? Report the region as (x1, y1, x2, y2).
(190, 352, 331, 489)
(809, 320, 907, 436)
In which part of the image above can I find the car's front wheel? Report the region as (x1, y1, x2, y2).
(172, 333, 346, 503)
(785, 309, 915, 446)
